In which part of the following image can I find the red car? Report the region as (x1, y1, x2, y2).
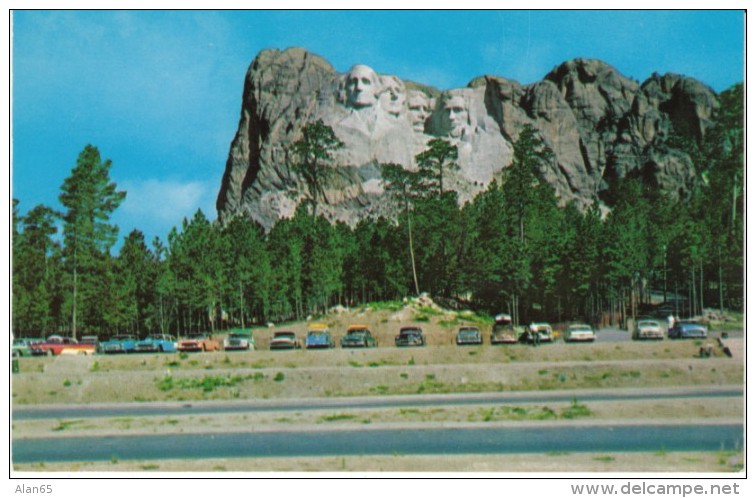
(177, 333, 221, 352)
(30, 335, 96, 356)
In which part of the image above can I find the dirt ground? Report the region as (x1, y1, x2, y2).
(11, 341, 742, 405)
(10, 300, 745, 473)
(14, 450, 744, 473)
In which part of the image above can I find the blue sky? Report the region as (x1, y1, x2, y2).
(11, 10, 745, 248)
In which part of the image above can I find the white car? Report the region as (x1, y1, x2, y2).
(270, 331, 301, 350)
(223, 331, 254, 351)
(529, 323, 555, 342)
(564, 324, 596, 342)
(632, 320, 664, 340)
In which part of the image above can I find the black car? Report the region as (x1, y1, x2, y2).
(395, 327, 425, 347)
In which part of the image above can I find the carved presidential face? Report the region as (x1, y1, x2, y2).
(407, 91, 432, 132)
(441, 95, 470, 138)
(380, 76, 406, 116)
(345, 65, 380, 108)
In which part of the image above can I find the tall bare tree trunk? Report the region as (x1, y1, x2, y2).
(408, 209, 419, 296)
(71, 242, 77, 340)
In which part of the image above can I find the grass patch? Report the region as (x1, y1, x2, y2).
(63, 379, 72, 387)
(273, 372, 285, 382)
(320, 413, 357, 422)
(417, 305, 445, 316)
(250, 360, 273, 369)
(141, 464, 160, 470)
(593, 456, 615, 463)
(416, 373, 446, 394)
(90, 361, 100, 372)
(156, 373, 259, 393)
(561, 398, 592, 419)
(365, 301, 404, 312)
(52, 419, 84, 432)
(348, 360, 363, 368)
(717, 451, 743, 470)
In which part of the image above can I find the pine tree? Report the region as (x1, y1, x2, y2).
(288, 120, 344, 217)
(12, 203, 60, 335)
(413, 138, 459, 197)
(381, 163, 420, 295)
(59, 145, 126, 338)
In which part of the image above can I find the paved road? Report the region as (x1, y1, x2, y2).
(12, 423, 743, 463)
(13, 386, 742, 420)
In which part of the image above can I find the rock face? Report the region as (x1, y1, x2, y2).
(216, 48, 720, 229)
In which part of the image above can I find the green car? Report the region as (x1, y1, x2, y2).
(340, 325, 377, 348)
(12, 337, 44, 357)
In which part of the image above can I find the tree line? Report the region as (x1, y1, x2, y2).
(12, 84, 743, 338)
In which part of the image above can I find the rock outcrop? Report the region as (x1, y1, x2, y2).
(216, 48, 720, 229)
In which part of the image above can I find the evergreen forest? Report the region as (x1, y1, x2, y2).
(11, 84, 744, 339)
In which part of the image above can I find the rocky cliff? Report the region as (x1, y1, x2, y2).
(216, 48, 719, 229)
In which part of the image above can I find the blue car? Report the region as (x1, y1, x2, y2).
(135, 334, 177, 353)
(100, 334, 138, 354)
(668, 320, 708, 339)
(305, 324, 335, 349)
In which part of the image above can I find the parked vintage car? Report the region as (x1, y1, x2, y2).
(632, 320, 665, 340)
(100, 334, 138, 354)
(564, 324, 596, 342)
(12, 337, 44, 357)
(522, 323, 555, 343)
(177, 333, 221, 352)
(340, 325, 377, 348)
(224, 330, 254, 351)
(135, 334, 177, 353)
(456, 326, 483, 345)
(491, 314, 518, 344)
(395, 326, 425, 347)
(305, 324, 335, 349)
(270, 331, 301, 350)
(30, 335, 96, 356)
(668, 320, 708, 339)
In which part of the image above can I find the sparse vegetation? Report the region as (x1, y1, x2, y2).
(156, 373, 258, 393)
(320, 413, 357, 422)
(561, 398, 592, 419)
(52, 419, 84, 431)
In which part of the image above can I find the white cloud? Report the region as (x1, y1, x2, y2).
(119, 178, 217, 232)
